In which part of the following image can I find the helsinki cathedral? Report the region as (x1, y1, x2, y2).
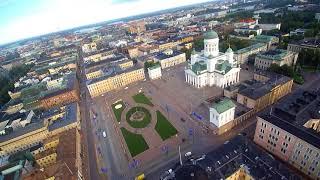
(185, 30, 241, 88)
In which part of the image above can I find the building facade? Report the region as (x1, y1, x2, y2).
(254, 49, 299, 70)
(148, 65, 162, 80)
(87, 67, 145, 97)
(234, 43, 268, 64)
(184, 31, 241, 88)
(254, 90, 320, 179)
(209, 98, 236, 128)
(154, 49, 186, 69)
(287, 39, 320, 53)
(237, 75, 293, 110)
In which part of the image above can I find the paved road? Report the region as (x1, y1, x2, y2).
(77, 49, 104, 180)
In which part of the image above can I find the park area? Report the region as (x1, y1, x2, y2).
(155, 111, 178, 140)
(111, 92, 178, 157)
(120, 127, 149, 157)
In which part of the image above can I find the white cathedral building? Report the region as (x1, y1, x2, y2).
(185, 30, 241, 88)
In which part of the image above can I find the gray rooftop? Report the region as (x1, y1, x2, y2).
(239, 75, 292, 100)
(174, 135, 302, 180)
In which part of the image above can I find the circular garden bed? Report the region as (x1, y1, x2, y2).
(126, 106, 151, 128)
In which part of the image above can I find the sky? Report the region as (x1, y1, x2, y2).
(0, 0, 211, 45)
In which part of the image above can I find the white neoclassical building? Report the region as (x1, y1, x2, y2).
(185, 30, 241, 88)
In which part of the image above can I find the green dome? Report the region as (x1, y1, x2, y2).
(204, 30, 219, 39)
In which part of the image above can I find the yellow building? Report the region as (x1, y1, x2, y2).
(87, 67, 145, 97)
(35, 148, 57, 168)
(226, 165, 254, 180)
(86, 60, 134, 80)
(119, 60, 134, 70)
(83, 49, 116, 64)
(86, 70, 103, 80)
(158, 41, 180, 51)
(237, 75, 293, 110)
(0, 103, 79, 157)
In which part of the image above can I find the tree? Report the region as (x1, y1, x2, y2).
(0, 63, 34, 107)
(144, 61, 159, 70)
(193, 38, 204, 51)
(181, 48, 192, 60)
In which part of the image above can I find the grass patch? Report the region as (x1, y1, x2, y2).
(111, 101, 126, 122)
(126, 107, 152, 128)
(120, 127, 149, 157)
(132, 92, 153, 106)
(155, 110, 178, 140)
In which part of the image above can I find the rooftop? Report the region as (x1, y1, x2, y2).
(174, 135, 302, 180)
(260, 89, 320, 149)
(289, 38, 320, 48)
(211, 97, 236, 114)
(154, 50, 184, 61)
(253, 35, 277, 43)
(191, 61, 207, 74)
(215, 60, 232, 74)
(239, 75, 292, 100)
(86, 63, 143, 85)
(148, 64, 161, 70)
(46, 103, 78, 131)
(203, 30, 219, 39)
(235, 43, 266, 54)
(257, 49, 292, 61)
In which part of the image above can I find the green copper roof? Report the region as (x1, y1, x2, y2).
(204, 30, 219, 39)
(256, 49, 289, 61)
(212, 98, 236, 114)
(215, 60, 232, 74)
(253, 35, 276, 43)
(235, 43, 266, 54)
(191, 61, 207, 74)
(148, 64, 161, 70)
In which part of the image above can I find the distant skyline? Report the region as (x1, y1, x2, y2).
(0, 0, 212, 45)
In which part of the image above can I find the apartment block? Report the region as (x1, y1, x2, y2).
(154, 49, 186, 69)
(254, 90, 320, 179)
(254, 49, 298, 70)
(86, 60, 145, 97)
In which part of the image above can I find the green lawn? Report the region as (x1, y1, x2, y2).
(120, 127, 149, 157)
(132, 92, 153, 106)
(155, 110, 178, 140)
(111, 101, 126, 122)
(126, 106, 151, 128)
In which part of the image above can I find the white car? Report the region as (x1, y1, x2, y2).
(102, 131, 107, 138)
(185, 152, 192, 157)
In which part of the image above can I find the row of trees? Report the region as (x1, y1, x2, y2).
(0, 64, 33, 107)
(297, 48, 320, 71)
(219, 38, 251, 52)
(259, 10, 318, 34)
(269, 64, 304, 84)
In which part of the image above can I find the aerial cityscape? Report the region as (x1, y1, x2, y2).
(0, 0, 320, 179)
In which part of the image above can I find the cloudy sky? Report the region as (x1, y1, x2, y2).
(0, 0, 211, 45)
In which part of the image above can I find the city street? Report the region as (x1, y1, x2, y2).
(82, 63, 259, 180)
